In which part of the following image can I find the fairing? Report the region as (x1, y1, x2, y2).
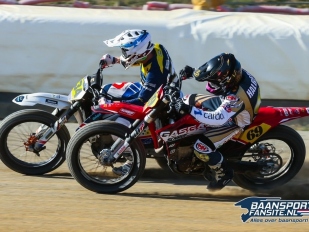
(13, 92, 70, 109)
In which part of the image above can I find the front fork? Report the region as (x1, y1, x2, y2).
(26, 102, 80, 153)
(101, 100, 168, 166)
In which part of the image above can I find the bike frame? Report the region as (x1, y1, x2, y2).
(95, 88, 309, 163)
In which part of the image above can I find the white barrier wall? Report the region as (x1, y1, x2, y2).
(0, 5, 309, 100)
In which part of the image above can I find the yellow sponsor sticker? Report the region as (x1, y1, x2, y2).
(239, 123, 272, 143)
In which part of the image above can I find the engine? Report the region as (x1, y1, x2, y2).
(169, 144, 205, 174)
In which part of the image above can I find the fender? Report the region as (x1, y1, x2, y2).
(12, 92, 71, 109)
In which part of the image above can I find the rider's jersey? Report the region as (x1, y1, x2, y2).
(188, 69, 261, 129)
(123, 43, 176, 106)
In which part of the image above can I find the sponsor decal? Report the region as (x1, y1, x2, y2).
(117, 144, 128, 156)
(306, 108, 309, 114)
(195, 142, 210, 153)
(139, 128, 151, 136)
(15, 95, 24, 102)
(119, 108, 135, 116)
(137, 122, 145, 134)
(203, 112, 224, 120)
(287, 108, 293, 115)
(52, 94, 61, 99)
(45, 99, 58, 105)
(283, 108, 289, 116)
(239, 123, 271, 143)
(246, 85, 257, 98)
(193, 109, 202, 115)
(165, 58, 170, 70)
(193, 69, 201, 77)
(167, 134, 187, 142)
(246, 125, 263, 140)
(223, 104, 231, 113)
(294, 109, 300, 115)
(235, 197, 309, 223)
(160, 124, 207, 142)
(226, 95, 238, 101)
(245, 70, 258, 98)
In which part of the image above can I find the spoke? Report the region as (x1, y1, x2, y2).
(243, 138, 293, 182)
(77, 133, 134, 184)
(5, 122, 60, 165)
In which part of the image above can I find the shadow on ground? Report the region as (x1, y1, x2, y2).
(37, 162, 309, 200)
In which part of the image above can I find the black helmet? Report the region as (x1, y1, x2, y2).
(193, 53, 242, 95)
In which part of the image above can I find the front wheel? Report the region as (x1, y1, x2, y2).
(0, 109, 70, 175)
(233, 125, 306, 191)
(66, 121, 146, 194)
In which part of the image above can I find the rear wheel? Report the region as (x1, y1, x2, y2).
(66, 121, 146, 194)
(0, 109, 70, 175)
(233, 125, 306, 191)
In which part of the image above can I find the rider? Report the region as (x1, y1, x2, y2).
(99, 29, 177, 175)
(174, 53, 261, 191)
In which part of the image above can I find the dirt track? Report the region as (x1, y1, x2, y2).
(1, 125, 309, 231)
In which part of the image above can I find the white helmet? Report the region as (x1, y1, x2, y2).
(104, 29, 154, 69)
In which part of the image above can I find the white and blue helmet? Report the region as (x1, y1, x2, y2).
(104, 29, 154, 69)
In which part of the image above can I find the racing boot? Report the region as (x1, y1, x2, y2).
(112, 153, 133, 176)
(207, 154, 233, 191)
(193, 139, 233, 191)
(112, 161, 132, 176)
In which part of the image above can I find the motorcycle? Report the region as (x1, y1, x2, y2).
(65, 75, 307, 194)
(0, 70, 106, 175)
(0, 68, 172, 175)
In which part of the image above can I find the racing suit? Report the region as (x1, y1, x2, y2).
(183, 69, 261, 178)
(123, 43, 177, 105)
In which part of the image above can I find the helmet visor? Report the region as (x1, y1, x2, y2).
(121, 48, 129, 59)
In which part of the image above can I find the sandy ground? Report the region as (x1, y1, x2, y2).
(0, 124, 309, 231)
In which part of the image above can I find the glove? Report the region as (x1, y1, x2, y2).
(163, 86, 180, 102)
(179, 65, 194, 80)
(100, 54, 116, 69)
(163, 85, 179, 95)
(174, 99, 192, 115)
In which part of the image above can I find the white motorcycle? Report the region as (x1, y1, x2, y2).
(0, 69, 147, 175)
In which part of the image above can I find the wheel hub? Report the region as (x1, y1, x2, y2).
(23, 133, 38, 152)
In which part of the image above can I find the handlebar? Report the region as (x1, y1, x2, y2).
(163, 85, 180, 114)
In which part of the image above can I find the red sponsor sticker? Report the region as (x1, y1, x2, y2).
(226, 95, 237, 101)
(196, 142, 209, 152)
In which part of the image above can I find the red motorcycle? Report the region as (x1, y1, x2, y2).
(66, 75, 307, 194)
